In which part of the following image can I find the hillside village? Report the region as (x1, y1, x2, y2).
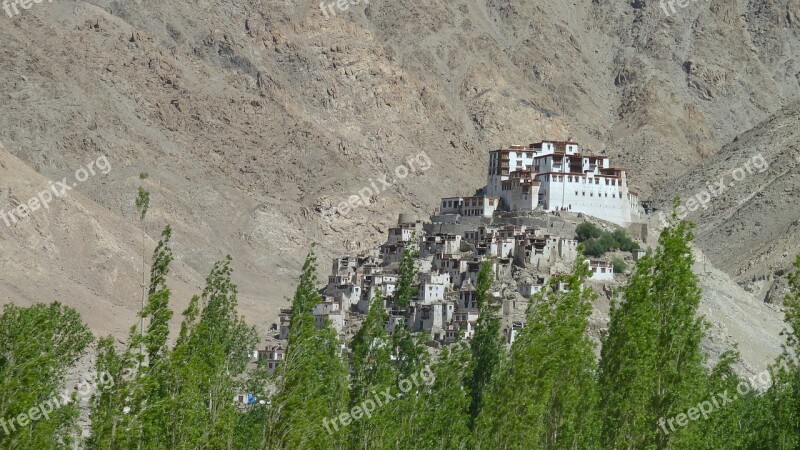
(257, 141, 649, 371)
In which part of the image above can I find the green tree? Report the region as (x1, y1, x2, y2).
(467, 260, 502, 429)
(669, 349, 767, 449)
(89, 253, 258, 449)
(583, 239, 606, 257)
(267, 250, 349, 449)
(86, 335, 138, 449)
(89, 225, 175, 449)
(168, 256, 258, 448)
(135, 173, 151, 351)
(143, 225, 174, 364)
(598, 213, 708, 449)
(475, 259, 601, 449)
(755, 254, 800, 449)
(577, 223, 639, 256)
(575, 222, 602, 242)
(393, 247, 418, 309)
(408, 344, 472, 448)
(611, 256, 626, 275)
(349, 291, 397, 448)
(0, 303, 92, 449)
(391, 247, 429, 379)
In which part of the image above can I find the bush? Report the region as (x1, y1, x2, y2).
(584, 239, 606, 257)
(612, 257, 627, 274)
(612, 229, 639, 252)
(576, 224, 639, 257)
(576, 222, 602, 242)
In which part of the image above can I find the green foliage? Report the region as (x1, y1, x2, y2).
(391, 247, 429, 380)
(475, 259, 600, 449)
(755, 254, 800, 449)
(583, 239, 606, 258)
(135, 187, 150, 221)
(611, 256, 626, 274)
(267, 250, 349, 449)
(0, 303, 92, 449)
(576, 222, 639, 257)
(142, 225, 174, 364)
(407, 345, 472, 448)
(575, 222, 602, 241)
(393, 247, 419, 309)
(669, 349, 768, 449)
(467, 261, 502, 429)
(349, 291, 398, 448)
(7, 214, 800, 449)
(598, 215, 709, 449)
(88, 248, 258, 449)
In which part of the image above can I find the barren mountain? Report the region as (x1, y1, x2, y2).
(655, 101, 800, 307)
(0, 0, 798, 353)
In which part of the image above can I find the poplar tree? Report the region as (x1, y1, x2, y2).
(167, 256, 258, 448)
(0, 303, 92, 449)
(143, 225, 174, 364)
(756, 254, 800, 449)
(407, 344, 472, 449)
(89, 225, 177, 449)
(467, 260, 501, 429)
(475, 259, 601, 449)
(349, 291, 397, 448)
(268, 250, 349, 449)
(391, 247, 429, 379)
(135, 173, 151, 350)
(89, 253, 258, 449)
(598, 213, 708, 449)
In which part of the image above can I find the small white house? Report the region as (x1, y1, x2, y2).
(439, 196, 499, 218)
(586, 259, 614, 281)
(258, 345, 286, 374)
(314, 302, 345, 333)
(518, 277, 546, 297)
(387, 227, 416, 244)
(419, 282, 446, 303)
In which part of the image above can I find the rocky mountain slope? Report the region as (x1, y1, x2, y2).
(655, 102, 800, 306)
(0, 0, 798, 350)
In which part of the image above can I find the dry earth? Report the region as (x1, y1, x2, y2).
(0, 0, 798, 368)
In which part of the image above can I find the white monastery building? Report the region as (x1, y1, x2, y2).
(441, 140, 641, 225)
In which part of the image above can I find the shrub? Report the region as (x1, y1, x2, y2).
(576, 224, 639, 257)
(576, 222, 602, 242)
(612, 257, 626, 274)
(584, 239, 606, 257)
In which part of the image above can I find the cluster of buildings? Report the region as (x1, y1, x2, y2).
(257, 218, 618, 372)
(256, 140, 643, 374)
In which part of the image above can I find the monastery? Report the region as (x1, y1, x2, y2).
(258, 140, 646, 371)
(440, 141, 641, 225)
